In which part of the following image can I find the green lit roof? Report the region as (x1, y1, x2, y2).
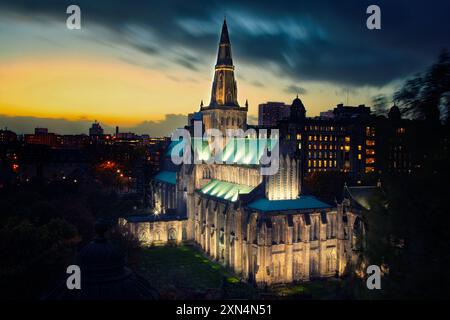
(167, 137, 278, 165)
(199, 179, 255, 202)
(154, 171, 176, 185)
(247, 196, 332, 212)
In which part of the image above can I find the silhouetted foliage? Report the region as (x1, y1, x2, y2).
(394, 50, 450, 123)
(304, 171, 349, 203)
(0, 180, 142, 299)
(371, 94, 389, 116)
(352, 172, 450, 299)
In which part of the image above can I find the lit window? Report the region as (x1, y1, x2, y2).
(358, 145, 362, 151)
(358, 154, 362, 160)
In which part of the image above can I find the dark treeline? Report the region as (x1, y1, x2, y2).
(347, 51, 450, 299)
(0, 177, 142, 299)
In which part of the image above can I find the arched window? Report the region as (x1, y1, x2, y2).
(310, 256, 318, 275)
(326, 251, 336, 273)
(310, 220, 319, 241)
(168, 228, 177, 241)
(326, 218, 332, 239)
(155, 230, 161, 241)
(352, 217, 364, 250)
(316, 221, 320, 240)
(297, 222, 302, 241)
(331, 216, 336, 238)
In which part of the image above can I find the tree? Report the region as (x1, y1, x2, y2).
(356, 172, 450, 299)
(303, 171, 348, 203)
(371, 94, 389, 116)
(394, 50, 450, 122)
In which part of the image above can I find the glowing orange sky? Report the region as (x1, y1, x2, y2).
(0, 55, 379, 126)
(0, 12, 395, 128)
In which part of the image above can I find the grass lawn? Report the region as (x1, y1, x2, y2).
(138, 245, 257, 299)
(268, 279, 342, 299)
(137, 244, 341, 299)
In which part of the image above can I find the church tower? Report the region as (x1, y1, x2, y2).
(201, 19, 248, 134)
(210, 19, 238, 107)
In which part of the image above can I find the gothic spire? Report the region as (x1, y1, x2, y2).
(209, 19, 239, 107)
(216, 18, 233, 66)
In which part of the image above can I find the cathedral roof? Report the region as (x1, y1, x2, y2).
(344, 185, 382, 210)
(247, 195, 332, 212)
(154, 170, 176, 185)
(165, 137, 278, 165)
(199, 179, 255, 202)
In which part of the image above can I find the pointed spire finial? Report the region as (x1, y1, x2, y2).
(200, 100, 204, 108)
(245, 99, 248, 108)
(296, 94, 299, 99)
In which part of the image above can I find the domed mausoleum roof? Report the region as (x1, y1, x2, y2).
(44, 221, 158, 300)
(290, 95, 306, 121)
(292, 95, 305, 109)
(388, 104, 401, 121)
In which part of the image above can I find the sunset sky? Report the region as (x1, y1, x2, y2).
(0, 0, 449, 135)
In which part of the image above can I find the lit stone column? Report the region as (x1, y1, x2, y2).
(234, 209, 243, 274)
(285, 222, 294, 283)
(319, 217, 327, 276)
(304, 227, 311, 280)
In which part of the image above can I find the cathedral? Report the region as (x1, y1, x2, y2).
(120, 20, 362, 285)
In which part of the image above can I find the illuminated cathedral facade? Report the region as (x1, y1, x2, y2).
(121, 20, 361, 285)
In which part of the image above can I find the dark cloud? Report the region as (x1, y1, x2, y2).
(284, 85, 307, 95)
(174, 57, 200, 71)
(250, 80, 265, 88)
(0, 114, 187, 137)
(1, 0, 449, 87)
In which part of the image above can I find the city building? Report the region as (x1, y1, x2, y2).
(24, 128, 58, 147)
(258, 102, 291, 126)
(0, 128, 17, 143)
(89, 121, 104, 136)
